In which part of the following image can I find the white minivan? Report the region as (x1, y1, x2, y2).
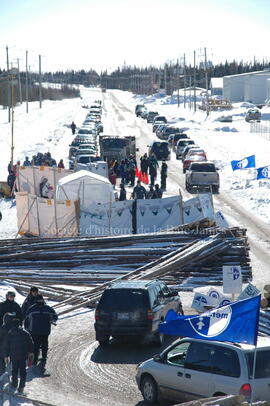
(136, 337, 270, 404)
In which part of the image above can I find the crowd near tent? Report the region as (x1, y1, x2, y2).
(56, 170, 115, 211)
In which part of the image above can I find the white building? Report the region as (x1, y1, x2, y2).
(210, 78, 223, 96)
(223, 70, 270, 104)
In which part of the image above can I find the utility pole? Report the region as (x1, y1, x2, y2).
(25, 50, 29, 113)
(193, 50, 196, 112)
(17, 58, 22, 103)
(189, 76, 192, 110)
(183, 53, 187, 108)
(177, 59, 180, 107)
(164, 65, 167, 95)
(39, 55, 42, 108)
(6, 46, 11, 122)
(204, 47, 209, 116)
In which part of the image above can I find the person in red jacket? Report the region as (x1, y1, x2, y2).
(58, 159, 64, 169)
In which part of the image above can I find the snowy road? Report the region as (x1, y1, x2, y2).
(0, 88, 270, 405)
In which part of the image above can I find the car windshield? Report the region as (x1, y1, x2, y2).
(78, 129, 93, 134)
(99, 289, 149, 310)
(78, 156, 91, 164)
(246, 350, 270, 378)
(178, 140, 194, 146)
(103, 139, 126, 148)
(190, 163, 216, 172)
(174, 134, 188, 141)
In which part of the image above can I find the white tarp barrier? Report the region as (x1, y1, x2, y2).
(16, 192, 78, 237)
(80, 200, 133, 236)
(183, 193, 214, 223)
(17, 166, 73, 198)
(56, 170, 115, 211)
(137, 196, 181, 233)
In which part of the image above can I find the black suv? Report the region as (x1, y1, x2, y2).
(147, 112, 159, 123)
(94, 280, 183, 346)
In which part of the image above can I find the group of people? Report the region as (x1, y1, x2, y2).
(108, 156, 137, 188)
(23, 153, 65, 169)
(140, 153, 168, 190)
(118, 181, 163, 201)
(0, 288, 57, 393)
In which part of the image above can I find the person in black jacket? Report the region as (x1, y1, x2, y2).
(21, 287, 39, 320)
(24, 295, 57, 365)
(4, 319, 34, 393)
(0, 313, 14, 376)
(0, 292, 22, 327)
(119, 184, 126, 201)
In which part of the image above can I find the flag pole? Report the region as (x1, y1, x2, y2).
(250, 294, 261, 406)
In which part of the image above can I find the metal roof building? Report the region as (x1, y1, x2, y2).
(223, 70, 270, 104)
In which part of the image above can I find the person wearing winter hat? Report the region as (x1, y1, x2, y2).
(4, 319, 34, 393)
(24, 295, 58, 366)
(0, 292, 22, 327)
(21, 287, 39, 320)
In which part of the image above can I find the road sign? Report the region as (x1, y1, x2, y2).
(223, 265, 242, 294)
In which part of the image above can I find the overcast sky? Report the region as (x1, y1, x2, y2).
(0, 0, 270, 73)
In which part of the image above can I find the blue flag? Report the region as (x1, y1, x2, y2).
(257, 165, 270, 180)
(231, 155, 256, 171)
(159, 295, 260, 346)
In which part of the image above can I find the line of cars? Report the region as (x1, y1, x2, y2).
(136, 104, 220, 193)
(69, 101, 103, 170)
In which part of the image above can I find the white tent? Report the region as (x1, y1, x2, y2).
(56, 170, 115, 210)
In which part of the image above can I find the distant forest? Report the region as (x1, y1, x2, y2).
(0, 60, 269, 103)
(35, 60, 270, 95)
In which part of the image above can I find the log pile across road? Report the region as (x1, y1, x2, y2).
(0, 226, 252, 315)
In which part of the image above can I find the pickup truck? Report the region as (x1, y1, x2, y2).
(185, 162, 220, 193)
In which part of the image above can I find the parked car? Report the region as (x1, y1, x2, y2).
(185, 161, 220, 193)
(94, 280, 183, 346)
(183, 154, 207, 173)
(161, 127, 185, 140)
(156, 125, 169, 138)
(153, 115, 167, 125)
(176, 139, 195, 159)
(141, 109, 149, 119)
(217, 115, 233, 123)
(181, 144, 200, 161)
(136, 336, 270, 404)
(148, 141, 171, 161)
(186, 148, 207, 161)
(245, 108, 261, 122)
(147, 112, 159, 123)
(171, 133, 189, 150)
(135, 104, 145, 116)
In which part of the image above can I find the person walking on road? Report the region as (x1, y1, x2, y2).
(58, 159, 64, 169)
(149, 154, 159, 186)
(160, 160, 168, 190)
(119, 184, 127, 201)
(0, 313, 15, 377)
(71, 121, 76, 135)
(0, 292, 22, 327)
(24, 295, 57, 366)
(132, 180, 146, 199)
(21, 287, 39, 320)
(4, 319, 34, 393)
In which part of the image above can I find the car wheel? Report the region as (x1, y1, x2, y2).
(97, 335, 110, 347)
(141, 375, 158, 404)
(155, 331, 165, 346)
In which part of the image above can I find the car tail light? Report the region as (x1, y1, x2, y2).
(147, 310, 154, 320)
(95, 310, 100, 320)
(239, 383, 251, 398)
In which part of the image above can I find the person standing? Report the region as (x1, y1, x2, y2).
(128, 157, 136, 187)
(21, 287, 39, 320)
(146, 185, 155, 199)
(119, 184, 127, 201)
(153, 184, 163, 199)
(0, 313, 14, 377)
(23, 157, 31, 167)
(119, 160, 127, 184)
(58, 159, 64, 169)
(149, 154, 159, 186)
(4, 319, 34, 393)
(140, 154, 149, 176)
(160, 160, 168, 190)
(24, 295, 57, 366)
(71, 121, 76, 135)
(132, 180, 146, 199)
(0, 292, 22, 327)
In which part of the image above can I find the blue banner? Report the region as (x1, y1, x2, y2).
(231, 155, 256, 171)
(160, 295, 260, 346)
(257, 165, 270, 180)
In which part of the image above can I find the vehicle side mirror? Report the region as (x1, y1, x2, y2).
(153, 354, 163, 363)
